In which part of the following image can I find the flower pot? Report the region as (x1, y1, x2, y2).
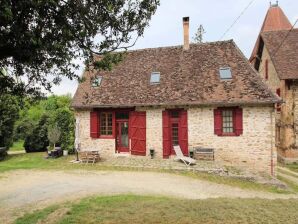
(149, 149, 155, 159)
(63, 150, 68, 156)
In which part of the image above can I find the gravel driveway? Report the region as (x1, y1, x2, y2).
(0, 170, 297, 223)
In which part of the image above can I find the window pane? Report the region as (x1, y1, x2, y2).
(116, 112, 129, 120)
(222, 110, 233, 133)
(100, 112, 113, 135)
(172, 123, 179, 146)
(150, 72, 160, 84)
(219, 68, 232, 80)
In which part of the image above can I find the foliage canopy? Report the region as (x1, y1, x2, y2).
(0, 0, 159, 97)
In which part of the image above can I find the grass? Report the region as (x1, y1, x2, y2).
(286, 163, 298, 173)
(0, 152, 291, 194)
(9, 140, 25, 151)
(15, 205, 59, 224)
(278, 174, 298, 193)
(15, 195, 298, 224)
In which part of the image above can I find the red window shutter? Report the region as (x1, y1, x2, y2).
(276, 88, 281, 112)
(265, 59, 269, 80)
(179, 110, 188, 156)
(129, 111, 146, 156)
(234, 108, 243, 136)
(90, 111, 99, 138)
(162, 110, 171, 158)
(214, 109, 223, 136)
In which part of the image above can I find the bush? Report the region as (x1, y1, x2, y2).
(24, 114, 49, 153)
(0, 94, 19, 148)
(14, 118, 35, 140)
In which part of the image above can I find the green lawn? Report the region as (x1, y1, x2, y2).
(0, 152, 293, 194)
(286, 163, 298, 173)
(15, 195, 298, 224)
(10, 140, 25, 151)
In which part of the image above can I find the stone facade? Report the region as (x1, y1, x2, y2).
(259, 45, 298, 162)
(188, 106, 276, 174)
(75, 106, 276, 175)
(75, 110, 115, 157)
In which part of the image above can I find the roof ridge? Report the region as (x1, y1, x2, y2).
(121, 40, 234, 53)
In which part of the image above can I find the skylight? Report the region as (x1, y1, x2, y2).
(91, 75, 102, 87)
(150, 72, 160, 84)
(219, 67, 232, 80)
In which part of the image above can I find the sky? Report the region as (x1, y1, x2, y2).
(50, 0, 298, 96)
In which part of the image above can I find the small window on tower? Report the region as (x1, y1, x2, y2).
(219, 67, 232, 80)
(91, 75, 102, 87)
(150, 72, 160, 84)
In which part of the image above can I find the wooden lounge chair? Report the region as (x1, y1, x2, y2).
(173, 146, 196, 166)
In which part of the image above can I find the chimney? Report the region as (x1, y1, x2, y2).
(183, 17, 190, 50)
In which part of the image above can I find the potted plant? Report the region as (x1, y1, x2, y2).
(189, 148, 194, 158)
(149, 148, 155, 159)
(47, 124, 62, 156)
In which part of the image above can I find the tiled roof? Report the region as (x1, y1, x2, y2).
(250, 5, 292, 62)
(261, 29, 298, 80)
(72, 40, 279, 108)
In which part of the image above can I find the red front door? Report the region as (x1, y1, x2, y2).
(116, 121, 129, 153)
(162, 110, 188, 158)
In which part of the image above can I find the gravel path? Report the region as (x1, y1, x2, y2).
(0, 170, 297, 223)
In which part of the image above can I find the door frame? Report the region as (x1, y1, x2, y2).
(163, 109, 188, 157)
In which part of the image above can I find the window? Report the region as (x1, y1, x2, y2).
(100, 112, 113, 135)
(170, 111, 180, 118)
(219, 67, 232, 80)
(171, 123, 179, 146)
(265, 59, 269, 80)
(150, 72, 160, 84)
(91, 75, 102, 87)
(222, 110, 234, 133)
(214, 107, 243, 136)
(116, 112, 129, 120)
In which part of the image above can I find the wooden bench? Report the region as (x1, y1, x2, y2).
(193, 147, 214, 161)
(80, 151, 100, 164)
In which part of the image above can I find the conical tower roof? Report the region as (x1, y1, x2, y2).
(250, 4, 292, 61)
(260, 4, 292, 32)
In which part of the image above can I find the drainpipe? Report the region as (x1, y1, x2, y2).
(270, 107, 275, 176)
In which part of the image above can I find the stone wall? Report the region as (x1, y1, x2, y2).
(75, 106, 276, 175)
(136, 107, 163, 157)
(259, 45, 298, 162)
(188, 106, 276, 175)
(75, 110, 115, 157)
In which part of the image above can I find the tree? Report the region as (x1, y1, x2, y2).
(48, 125, 61, 149)
(24, 114, 49, 152)
(0, 94, 19, 147)
(193, 25, 206, 43)
(0, 0, 160, 97)
(52, 108, 75, 153)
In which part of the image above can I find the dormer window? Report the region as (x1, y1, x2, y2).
(91, 75, 102, 87)
(150, 72, 160, 84)
(219, 67, 232, 80)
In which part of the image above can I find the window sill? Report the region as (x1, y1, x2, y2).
(98, 135, 115, 139)
(219, 133, 238, 137)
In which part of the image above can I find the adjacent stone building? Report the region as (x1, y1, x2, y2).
(250, 3, 298, 163)
(72, 17, 280, 175)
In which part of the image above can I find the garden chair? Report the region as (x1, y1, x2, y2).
(173, 146, 196, 166)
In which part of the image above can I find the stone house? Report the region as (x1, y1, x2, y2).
(72, 17, 280, 175)
(250, 3, 298, 163)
